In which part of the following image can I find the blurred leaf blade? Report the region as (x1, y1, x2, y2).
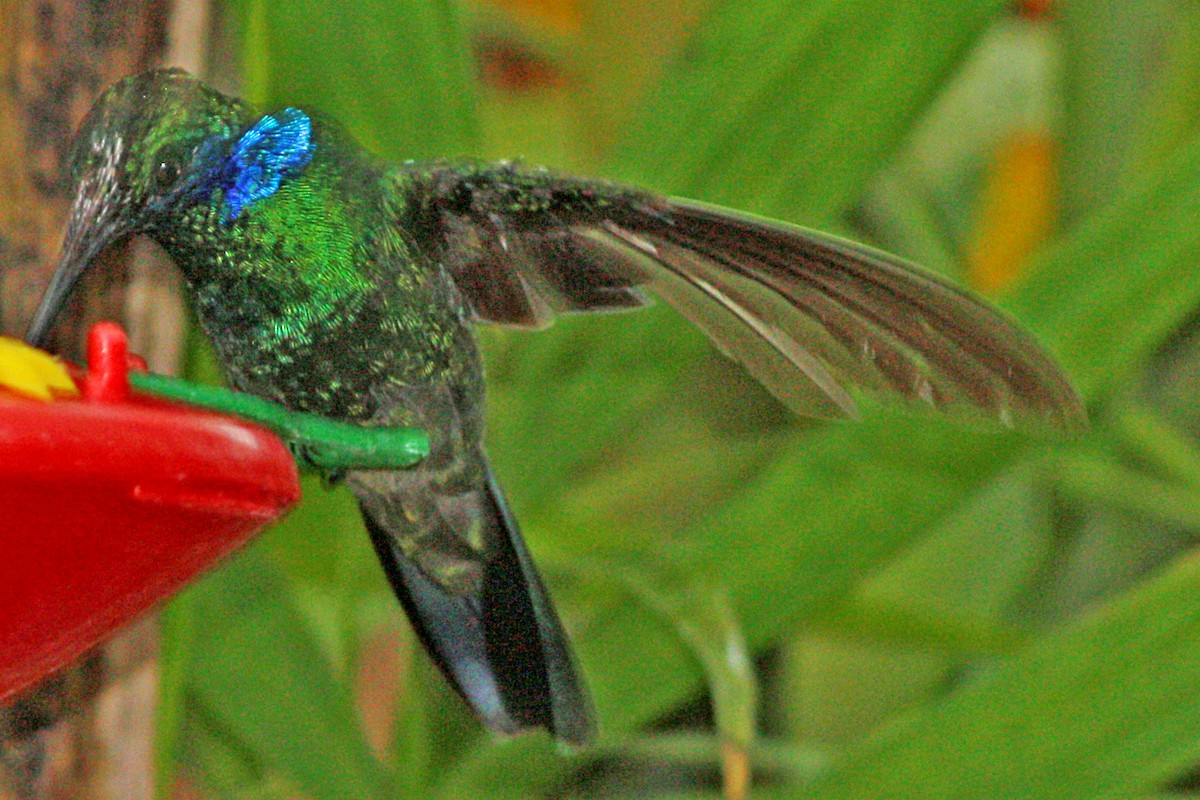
(558, 415, 1034, 739)
(600, 560, 759, 798)
(188, 546, 389, 800)
(800, 553, 1200, 799)
(609, 0, 1008, 222)
(680, 415, 1032, 642)
(236, 0, 479, 157)
(388, 629, 434, 798)
(1058, 0, 1183, 223)
(156, 586, 198, 799)
(1123, 5, 1200, 181)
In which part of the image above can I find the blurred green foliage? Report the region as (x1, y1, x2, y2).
(157, 1, 1200, 798)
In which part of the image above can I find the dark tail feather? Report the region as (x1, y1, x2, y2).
(360, 473, 594, 746)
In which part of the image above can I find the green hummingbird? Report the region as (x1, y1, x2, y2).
(25, 69, 1084, 746)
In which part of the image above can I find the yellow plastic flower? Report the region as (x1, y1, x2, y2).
(0, 337, 79, 400)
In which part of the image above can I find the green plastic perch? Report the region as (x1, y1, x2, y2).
(129, 370, 429, 475)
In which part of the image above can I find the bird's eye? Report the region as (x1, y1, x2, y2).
(153, 159, 181, 194)
(149, 141, 196, 197)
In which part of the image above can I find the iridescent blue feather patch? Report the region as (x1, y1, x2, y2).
(221, 108, 315, 222)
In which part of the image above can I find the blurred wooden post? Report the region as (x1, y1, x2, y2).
(0, 1, 204, 797)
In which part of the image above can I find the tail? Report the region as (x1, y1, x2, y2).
(359, 469, 594, 746)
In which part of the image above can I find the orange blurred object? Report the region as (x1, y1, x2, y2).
(477, 35, 568, 93)
(1019, 0, 1054, 21)
(967, 130, 1057, 295)
(485, 0, 581, 34)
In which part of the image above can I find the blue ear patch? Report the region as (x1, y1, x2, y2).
(221, 108, 315, 222)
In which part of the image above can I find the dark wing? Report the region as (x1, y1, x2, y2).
(408, 162, 1085, 430)
(358, 467, 593, 747)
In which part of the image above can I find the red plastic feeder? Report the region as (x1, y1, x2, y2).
(0, 323, 300, 704)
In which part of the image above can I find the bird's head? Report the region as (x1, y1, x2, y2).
(26, 68, 315, 346)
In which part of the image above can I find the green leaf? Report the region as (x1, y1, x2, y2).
(156, 587, 198, 799)
(862, 464, 1052, 626)
(800, 553, 1200, 799)
(389, 630, 433, 798)
(1112, 403, 1200, 491)
(187, 545, 389, 800)
(773, 467, 1051, 746)
(594, 559, 759, 792)
(1054, 450, 1200, 533)
(609, 0, 1008, 222)
(539, 414, 1033, 746)
(681, 415, 1033, 643)
(1059, 0, 1184, 223)
(235, 0, 479, 158)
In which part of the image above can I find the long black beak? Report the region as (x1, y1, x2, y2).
(25, 194, 127, 348)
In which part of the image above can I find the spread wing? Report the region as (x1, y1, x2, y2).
(405, 162, 1085, 430)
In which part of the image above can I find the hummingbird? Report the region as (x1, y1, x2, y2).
(25, 69, 1084, 746)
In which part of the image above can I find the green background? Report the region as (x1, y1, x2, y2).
(156, 1, 1200, 798)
